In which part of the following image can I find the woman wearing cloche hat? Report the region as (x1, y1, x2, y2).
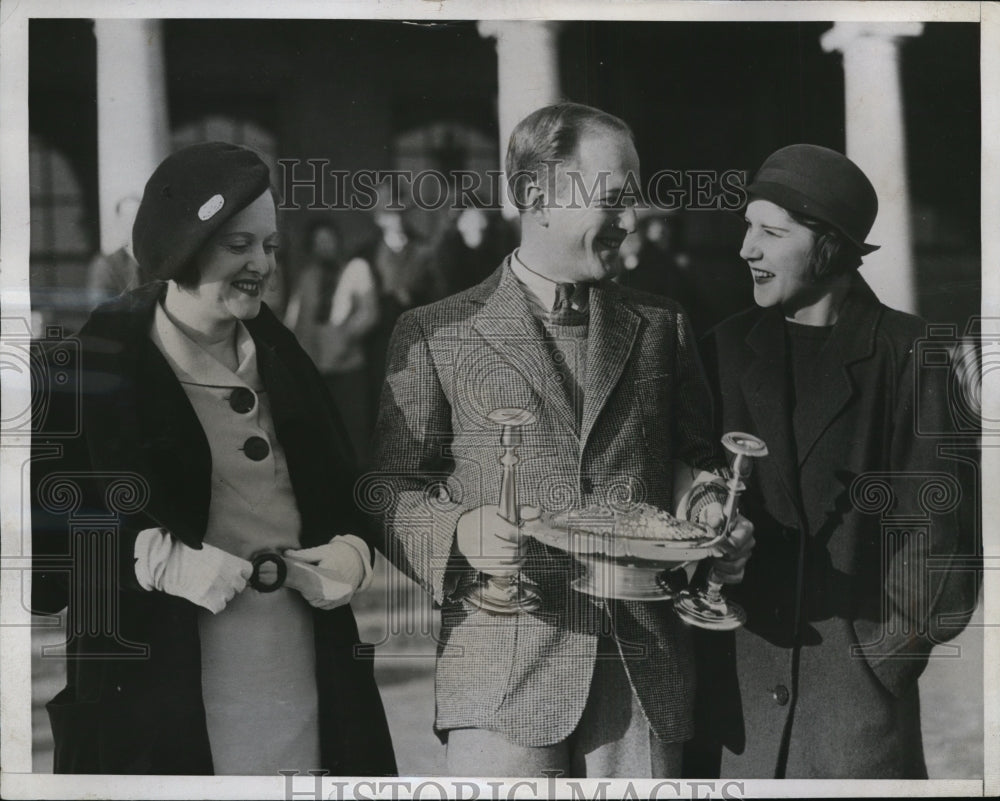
(31, 142, 396, 775)
(687, 145, 974, 778)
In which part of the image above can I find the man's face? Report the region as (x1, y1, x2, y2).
(542, 129, 640, 283)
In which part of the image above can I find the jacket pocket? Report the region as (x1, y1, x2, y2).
(850, 616, 926, 699)
(435, 606, 518, 718)
(46, 685, 101, 774)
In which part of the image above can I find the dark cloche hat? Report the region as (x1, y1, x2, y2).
(132, 142, 272, 280)
(746, 144, 880, 254)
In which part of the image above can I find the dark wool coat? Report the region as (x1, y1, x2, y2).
(686, 275, 978, 779)
(31, 282, 396, 775)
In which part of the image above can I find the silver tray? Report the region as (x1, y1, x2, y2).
(523, 514, 722, 564)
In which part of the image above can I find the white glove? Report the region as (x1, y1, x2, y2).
(134, 527, 252, 614)
(283, 535, 372, 610)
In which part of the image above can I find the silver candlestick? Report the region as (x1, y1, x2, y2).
(674, 432, 768, 630)
(462, 408, 542, 615)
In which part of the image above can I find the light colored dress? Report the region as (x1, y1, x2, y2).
(149, 302, 320, 775)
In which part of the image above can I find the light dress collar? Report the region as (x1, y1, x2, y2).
(149, 301, 262, 391)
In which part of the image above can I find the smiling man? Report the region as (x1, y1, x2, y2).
(370, 103, 752, 778)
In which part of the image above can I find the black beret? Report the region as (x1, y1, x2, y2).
(747, 144, 880, 254)
(132, 142, 272, 281)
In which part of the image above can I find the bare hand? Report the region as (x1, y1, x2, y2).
(456, 504, 531, 576)
(709, 513, 755, 585)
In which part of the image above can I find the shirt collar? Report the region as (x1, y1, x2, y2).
(149, 301, 262, 390)
(510, 249, 588, 313)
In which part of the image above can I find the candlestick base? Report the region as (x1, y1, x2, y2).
(462, 574, 542, 615)
(673, 589, 747, 630)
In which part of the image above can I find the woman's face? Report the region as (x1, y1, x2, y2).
(740, 199, 821, 316)
(187, 191, 279, 322)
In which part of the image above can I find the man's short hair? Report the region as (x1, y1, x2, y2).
(505, 102, 634, 212)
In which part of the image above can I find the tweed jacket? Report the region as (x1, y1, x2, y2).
(369, 259, 725, 746)
(688, 275, 978, 778)
(31, 282, 396, 775)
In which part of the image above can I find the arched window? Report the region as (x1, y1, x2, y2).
(394, 121, 496, 178)
(29, 134, 94, 329)
(392, 122, 498, 241)
(172, 116, 278, 177)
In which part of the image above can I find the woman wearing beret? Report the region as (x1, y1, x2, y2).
(687, 145, 976, 778)
(31, 142, 396, 775)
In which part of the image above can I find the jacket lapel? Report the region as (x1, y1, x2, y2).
(81, 283, 212, 546)
(741, 307, 801, 519)
(580, 282, 641, 449)
(471, 262, 579, 435)
(132, 339, 213, 545)
(254, 337, 307, 443)
(250, 324, 340, 547)
(792, 278, 881, 467)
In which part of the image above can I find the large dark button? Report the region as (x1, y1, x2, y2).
(229, 387, 256, 414)
(243, 436, 270, 461)
(771, 684, 790, 706)
(581, 477, 594, 494)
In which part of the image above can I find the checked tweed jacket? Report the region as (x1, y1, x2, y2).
(368, 260, 725, 746)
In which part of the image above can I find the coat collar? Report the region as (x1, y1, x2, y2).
(80, 283, 210, 545)
(80, 282, 304, 547)
(580, 279, 641, 448)
(788, 275, 882, 466)
(471, 260, 577, 433)
(83, 281, 292, 384)
(469, 257, 641, 447)
(741, 307, 800, 516)
(740, 274, 883, 513)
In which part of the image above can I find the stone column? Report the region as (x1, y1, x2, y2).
(94, 20, 170, 254)
(821, 22, 924, 314)
(478, 21, 562, 219)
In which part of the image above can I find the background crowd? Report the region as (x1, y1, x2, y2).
(87, 194, 716, 465)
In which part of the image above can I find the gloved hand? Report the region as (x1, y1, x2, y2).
(134, 527, 252, 614)
(455, 504, 535, 576)
(283, 536, 370, 610)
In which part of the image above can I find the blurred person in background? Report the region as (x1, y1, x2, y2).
(436, 205, 517, 295)
(360, 193, 448, 440)
(368, 203, 444, 312)
(286, 218, 380, 463)
(31, 142, 396, 776)
(688, 144, 977, 778)
(619, 210, 700, 330)
(86, 194, 147, 307)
